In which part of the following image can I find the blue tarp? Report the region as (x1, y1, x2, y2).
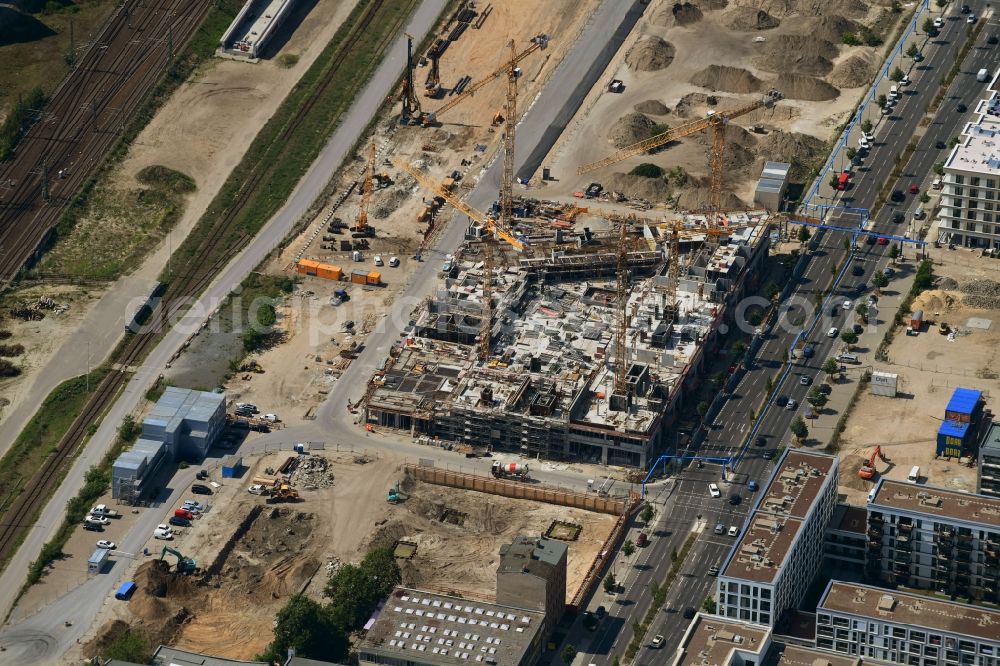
(946, 388, 982, 416)
(938, 420, 970, 439)
(115, 581, 136, 600)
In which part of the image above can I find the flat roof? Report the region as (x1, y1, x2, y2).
(758, 450, 836, 520)
(947, 388, 982, 415)
(767, 643, 859, 666)
(359, 587, 544, 666)
(672, 614, 771, 666)
(829, 504, 867, 535)
(946, 118, 1000, 176)
(939, 420, 970, 438)
(870, 480, 1000, 530)
(151, 645, 266, 666)
(498, 536, 566, 576)
(819, 581, 1000, 643)
(982, 421, 1000, 455)
(722, 515, 803, 583)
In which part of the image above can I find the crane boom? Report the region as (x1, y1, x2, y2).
(392, 159, 525, 251)
(577, 90, 783, 175)
(429, 34, 549, 121)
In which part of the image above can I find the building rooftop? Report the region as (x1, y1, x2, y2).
(150, 645, 266, 666)
(819, 581, 1000, 643)
(721, 450, 836, 583)
(946, 387, 982, 415)
(829, 504, 867, 535)
(147, 386, 224, 430)
(870, 479, 1000, 530)
(982, 421, 1000, 455)
(671, 614, 771, 666)
(946, 118, 1000, 176)
(767, 643, 859, 666)
(498, 536, 566, 577)
(359, 587, 544, 666)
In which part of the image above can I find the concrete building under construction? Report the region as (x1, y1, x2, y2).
(364, 211, 774, 467)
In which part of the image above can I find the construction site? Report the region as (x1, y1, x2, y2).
(79, 449, 619, 660)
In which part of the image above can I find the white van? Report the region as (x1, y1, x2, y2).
(908, 466, 920, 483)
(889, 85, 899, 99)
(932, 178, 942, 190)
(838, 352, 860, 364)
(978, 68, 990, 83)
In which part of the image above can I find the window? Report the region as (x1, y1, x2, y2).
(761, 601, 771, 612)
(955, 187, 965, 196)
(760, 613, 770, 624)
(912, 632, 927, 643)
(818, 614, 831, 625)
(956, 175, 966, 185)
(895, 628, 908, 639)
(835, 617, 850, 628)
(971, 190, 980, 199)
(761, 589, 771, 600)
(970, 200, 978, 209)
(972, 177, 981, 186)
(988, 179, 996, 189)
(741, 584, 750, 595)
(927, 647, 940, 657)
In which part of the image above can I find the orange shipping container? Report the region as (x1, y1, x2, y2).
(351, 271, 368, 285)
(367, 271, 381, 285)
(317, 265, 342, 280)
(296, 259, 322, 276)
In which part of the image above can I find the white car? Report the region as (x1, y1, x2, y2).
(842, 299, 853, 310)
(709, 483, 721, 498)
(933, 17, 943, 28)
(374, 255, 384, 267)
(153, 528, 173, 540)
(861, 131, 874, 143)
(881, 106, 892, 116)
(651, 635, 666, 648)
(827, 327, 839, 338)
(967, 14, 976, 23)
(87, 514, 110, 525)
(900, 75, 911, 86)
(248, 484, 267, 495)
(728, 526, 740, 537)
(858, 137, 870, 150)
(262, 413, 279, 423)
(388, 256, 400, 267)
(96, 540, 117, 550)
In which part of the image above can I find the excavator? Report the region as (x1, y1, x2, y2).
(160, 546, 197, 574)
(266, 483, 301, 504)
(858, 446, 890, 480)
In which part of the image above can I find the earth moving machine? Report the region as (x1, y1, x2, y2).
(387, 482, 401, 504)
(858, 445, 889, 480)
(492, 461, 529, 479)
(266, 484, 301, 504)
(160, 546, 196, 574)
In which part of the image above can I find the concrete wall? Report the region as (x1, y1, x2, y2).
(404, 465, 628, 515)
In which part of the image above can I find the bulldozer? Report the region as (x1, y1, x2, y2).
(160, 546, 197, 574)
(266, 483, 301, 504)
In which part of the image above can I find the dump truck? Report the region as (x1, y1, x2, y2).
(491, 461, 529, 479)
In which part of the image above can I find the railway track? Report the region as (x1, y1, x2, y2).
(0, 0, 399, 569)
(0, 0, 211, 282)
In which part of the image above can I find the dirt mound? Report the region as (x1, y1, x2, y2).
(754, 35, 837, 75)
(608, 112, 658, 148)
(676, 186, 746, 210)
(652, 1, 705, 26)
(603, 172, 671, 202)
(695, 0, 730, 9)
(775, 73, 840, 101)
(625, 36, 676, 72)
(634, 99, 670, 115)
(912, 289, 958, 313)
(841, 454, 873, 490)
(828, 53, 877, 88)
(674, 92, 729, 118)
(755, 130, 827, 179)
(938, 277, 959, 290)
(806, 14, 862, 42)
(725, 6, 780, 29)
(960, 279, 1000, 309)
(731, 0, 866, 18)
(690, 65, 762, 93)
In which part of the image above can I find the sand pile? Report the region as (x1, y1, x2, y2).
(625, 36, 676, 71)
(674, 92, 726, 118)
(828, 52, 877, 88)
(652, 2, 705, 26)
(634, 99, 670, 115)
(372, 187, 408, 219)
(608, 112, 658, 148)
(692, 124, 759, 171)
(754, 35, 837, 75)
(676, 186, 746, 210)
(604, 172, 671, 201)
(912, 289, 957, 313)
(725, 6, 780, 29)
(690, 65, 762, 93)
(799, 0, 869, 18)
(754, 130, 827, 178)
(775, 73, 840, 101)
(804, 14, 862, 42)
(695, 0, 730, 9)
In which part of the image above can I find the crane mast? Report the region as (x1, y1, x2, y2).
(355, 142, 376, 233)
(613, 215, 630, 397)
(401, 33, 422, 123)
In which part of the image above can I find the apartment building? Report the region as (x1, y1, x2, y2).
(816, 581, 1000, 666)
(866, 479, 1000, 604)
(936, 82, 1000, 250)
(716, 450, 839, 627)
(977, 421, 1000, 497)
(824, 504, 867, 565)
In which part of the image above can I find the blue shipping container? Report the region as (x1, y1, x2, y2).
(936, 420, 971, 458)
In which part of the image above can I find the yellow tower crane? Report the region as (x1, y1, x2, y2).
(355, 142, 377, 234)
(577, 90, 783, 212)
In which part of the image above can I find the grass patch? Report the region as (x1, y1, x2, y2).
(0, 368, 109, 573)
(136, 165, 196, 194)
(629, 163, 663, 178)
(624, 531, 697, 660)
(161, 0, 419, 286)
(0, 87, 47, 161)
(278, 53, 300, 68)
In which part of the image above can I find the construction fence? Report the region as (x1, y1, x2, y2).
(403, 465, 627, 515)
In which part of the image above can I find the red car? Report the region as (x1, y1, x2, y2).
(909, 183, 919, 194)
(877, 237, 889, 245)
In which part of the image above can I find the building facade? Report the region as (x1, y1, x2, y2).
(816, 581, 1000, 666)
(866, 479, 1000, 604)
(716, 450, 839, 627)
(978, 421, 1000, 497)
(496, 536, 567, 638)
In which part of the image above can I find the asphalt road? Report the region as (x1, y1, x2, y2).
(0, 0, 648, 660)
(572, 5, 996, 663)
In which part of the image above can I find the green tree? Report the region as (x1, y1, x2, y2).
(671, 548, 678, 563)
(562, 644, 578, 664)
(711, 371, 725, 387)
(104, 630, 152, 663)
(933, 161, 945, 175)
(906, 43, 920, 58)
(604, 573, 618, 593)
(119, 414, 140, 442)
(890, 66, 905, 81)
(840, 330, 859, 348)
(842, 32, 860, 46)
(790, 416, 808, 441)
(696, 401, 710, 420)
(923, 17, 936, 33)
(861, 119, 874, 134)
(807, 385, 828, 409)
(846, 147, 858, 161)
(913, 260, 934, 292)
(797, 225, 811, 243)
(919, 192, 930, 204)
(732, 341, 747, 357)
(822, 357, 840, 378)
(856, 302, 869, 322)
(703, 596, 717, 613)
(888, 244, 900, 262)
(629, 163, 664, 178)
(936, 0, 947, 6)
(623, 540, 636, 557)
(872, 271, 889, 292)
(877, 94, 888, 108)
(258, 595, 348, 664)
(765, 375, 774, 395)
(324, 547, 401, 631)
(641, 504, 654, 524)
(830, 174, 841, 189)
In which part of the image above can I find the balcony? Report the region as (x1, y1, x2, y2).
(868, 527, 883, 539)
(899, 522, 914, 533)
(869, 540, 882, 552)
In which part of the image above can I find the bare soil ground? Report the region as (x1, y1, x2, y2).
(79, 450, 614, 659)
(837, 249, 1000, 504)
(530, 0, 895, 207)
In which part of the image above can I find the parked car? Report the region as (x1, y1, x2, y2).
(169, 516, 191, 527)
(153, 528, 173, 541)
(83, 522, 103, 532)
(651, 635, 666, 648)
(708, 483, 721, 498)
(819, 383, 833, 395)
(800, 375, 812, 386)
(96, 540, 116, 550)
(715, 523, 725, 534)
(182, 500, 204, 512)
(853, 323, 865, 335)
(842, 300, 853, 310)
(708, 565, 720, 576)
(388, 256, 400, 267)
(728, 526, 740, 537)
(191, 484, 213, 495)
(786, 399, 798, 411)
(729, 493, 742, 506)
(934, 17, 944, 28)
(86, 515, 110, 526)
(262, 413, 279, 423)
